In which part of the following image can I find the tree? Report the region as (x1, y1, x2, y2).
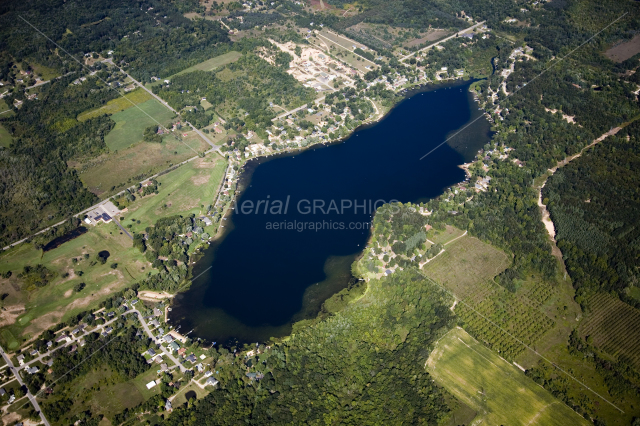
(74, 282, 86, 292)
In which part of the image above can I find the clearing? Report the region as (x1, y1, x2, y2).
(427, 327, 590, 426)
(605, 34, 640, 63)
(77, 88, 153, 122)
(104, 99, 175, 151)
(148, 51, 243, 88)
(0, 123, 13, 148)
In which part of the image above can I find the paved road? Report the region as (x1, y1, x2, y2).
(400, 21, 486, 62)
(130, 308, 186, 373)
(272, 96, 326, 121)
(0, 345, 50, 426)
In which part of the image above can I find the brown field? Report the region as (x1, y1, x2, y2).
(71, 132, 208, 197)
(605, 34, 640, 63)
(580, 292, 640, 369)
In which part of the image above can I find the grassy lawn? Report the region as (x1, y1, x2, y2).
(105, 99, 175, 151)
(30, 62, 60, 81)
(171, 380, 209, 407)
(121, 154, 227, 234)
(0, 123, 13, 148)
(0, 224, 149, 346)
(427, 327, 590, 426)
(77, 89, 153, 122)
(427, 225, 466, 245)
(73, 131, 209, 197)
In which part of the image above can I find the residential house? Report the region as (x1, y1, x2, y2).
(163, 334, 174, 344)
(17, 354, 25, 365)
(169, 341, 180, 352)
(148, 348, 156, 356)
(205, 377, 219, 387)
(185, 354, 197, 363)
(195, 363, 204, 373)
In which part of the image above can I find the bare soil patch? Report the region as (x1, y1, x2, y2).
(605, 34, 640, 63)
(0, 304, 26, 327)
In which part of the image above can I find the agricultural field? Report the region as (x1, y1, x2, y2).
(0, 123, 13, 148)
(421, 234, 556, 360)
(76, 88, 153, 122)
(605, 34, 640, 62)
(104, 99, 175, 151)
(73, 130, 208, 197)
(427, 327, 590, 426)
(119, 154, 227, 234)
(580, 292, 640, 370)
(0, 224, 149, 349)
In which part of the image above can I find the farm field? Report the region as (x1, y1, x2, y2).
(580, 292, 640, 370)
(77, 88, 153, 122)
(121, 154, 227, 234)
(73, 130, 208, 197)
(104, 99, 175, 151)
(421, 234, 555, 360)
(0, 123, 13, 147)
(605, 34, 640, 62)
(427, 327, 590, 426)
(0, 224, 149, 349)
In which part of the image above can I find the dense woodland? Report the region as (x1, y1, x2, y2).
(544, 124, 640, 308)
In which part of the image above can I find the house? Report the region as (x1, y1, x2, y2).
(204, 370, 213, 377)
(199, 354, 206, 360)
(148, 348, 156, 356)
(17, 354, 25, 365)
(8, 394, 15, 403)
(160, 363, 168, 372)
(30, 349, 38, 356)
(47, 341, 53, 348)
(157, 328, 165, 336)
(71, 328, 80, 335)
(165, 399, 172, 411)
(27, 366, 40, 374)
(149, 319, 160, 328)
(385, 269, 393, 276)
(205, 377, 219, 387)
(105, 327, 113, 334)
(163, 334, 174, 344)
(153, 308, 162, 317)
(146, 380, 157, 389)
(185, 354, 197, 363)
(195, 363, 204, 373)
(202, 217, 213, 227)
(169, 341, 180, 352)
(107, 311, 115, 318)
(0, 388, 5, 396)
(177, 347, 187, 357)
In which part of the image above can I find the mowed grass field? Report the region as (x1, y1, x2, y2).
(0, 123, 13, 148)
(121, 154, 227, 234)
(77, 88, 153, 122)
(0, 224, 150, 348)
(148, 51, 243, 88)
(74, 130, 208, 197)
(105, 99, 175, 151)
(427, 327, 590, 426)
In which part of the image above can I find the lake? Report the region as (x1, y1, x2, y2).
(170, 80, 491, 345)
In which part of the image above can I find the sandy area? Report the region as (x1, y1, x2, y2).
(0, 304, 26, 327)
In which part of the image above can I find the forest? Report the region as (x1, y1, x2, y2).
(544, 124, 640, 309)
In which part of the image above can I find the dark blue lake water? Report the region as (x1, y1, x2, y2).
(170, 81, 491, 345)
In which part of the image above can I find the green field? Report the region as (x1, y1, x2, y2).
(74, 131, 209, 197)
(427, 327, 590, 426)
(0, 123, 13, 148)
(77, 88, 153, 122)
(0, 224, 149, 346)
(122, 154, 227, 234)
(105, 99, 175, 151)
(148, 51, 243, 89)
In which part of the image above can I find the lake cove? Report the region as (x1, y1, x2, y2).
(170, 81, 491, 345)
